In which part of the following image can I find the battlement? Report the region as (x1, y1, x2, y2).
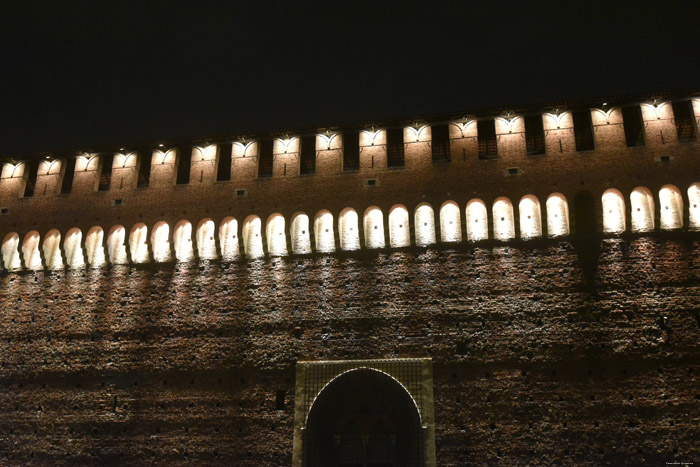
(2, 93, 700, 271)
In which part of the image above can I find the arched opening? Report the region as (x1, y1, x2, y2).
(106, 225, 128, 264)
(339, 208, 361, 251)
(314, 210, 336, 253)
(63, 227, 85, 268)
(173, 220, 194, 262)
(129, 223, 150, 263)
(602, 189, 626, 234)
(363, 206, 385, 249)
(629, 187, 655, 232)
(546, 193, 570, 237)
(42, 229, 63, 270)
(689, 183, 700, 230)
(85, 226, 106, 267)
(196, 218, 217, 259)
(22, 231, 42, 270)
(218, 217, 240, 261)
(151, 221, 172, 262)
(303, 368, 424, 467)
(492, 197, 515, 241)
(291, 213, 312, 255)
(242, 215, 264, 259)
(414, 203, 436, 247)
(266, 213, 288, 257)
(573, 191, 597, 235)
(388, 205, 410, 248)
(439, 200, 462, 243)
(1, 232, 21, 271)
(465, 198, 488, 242)
(659, 184, 683, 230)
(518, 195, 542, 240)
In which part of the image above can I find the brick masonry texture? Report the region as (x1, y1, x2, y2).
(1, 236, 699, 466)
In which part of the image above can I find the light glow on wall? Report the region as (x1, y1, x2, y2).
(414, 203, 436, 247)
(602, 189, 626, 234)
(151, 222, 172, 262)
(339, 208, 360, 251)
(219, 217, 240, 260)
(129, 223, 150, 263)
(546, 193, 569, 237)
(266, 214, 288, 257)
(388, 205, 410, 248)
(196, 219, 217, 259)
(243, 215, 264, 259)
(492, 197, 515, 241)
(688, 183, 700, 230)
(107, 225, 128, 264)
(314, 210, 335, 253)
(363, 206, 385, 249)
(659, 184, 683, 230)
(85, 226, 106, 266)
(291, 213, 312, 255)
(64, 227, 85, 268)
(439, 201, 462, 243)
(518, 195, 542, 240)
(465, 199, 488, 242)
(629, 187, 655, 232)
(42, 229, 63, 270)
(22, 231, 42, 270)
(173, 220, 194, 262)
(1, 232, 21, 271)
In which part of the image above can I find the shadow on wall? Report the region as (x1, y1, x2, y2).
(573, 191, 600, 286)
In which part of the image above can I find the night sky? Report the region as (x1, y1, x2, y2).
(1, 1, 698, 155)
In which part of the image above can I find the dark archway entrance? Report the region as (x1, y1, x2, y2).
(303, 368, 424, 467)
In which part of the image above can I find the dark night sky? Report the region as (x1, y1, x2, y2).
(1, 1, 698, 154)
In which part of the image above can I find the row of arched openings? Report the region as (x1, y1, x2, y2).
(2, 184, 699, 271)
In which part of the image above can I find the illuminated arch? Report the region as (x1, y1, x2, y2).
(518, 195, 542, 240)
(22, 231, 42, 270)
(363, 206, 385, 249)
(63, 227, 85, 268)
(196, 218, 217, 259)
(218, 217, 240, 260)
(291, 213, 312, 255)
(688, 183, 700, 230)
(546, 193, 569, 237)
(414, 203, 436, 247)
(339, 208, 360, 251)
(314, 210, 335, 253)
(439, 201, 462, 243)
(388, 204, 410, 248)
(492, 197, 515, 241)
(465, 198, 488, 242)
(85, 226, 106, 266)
(173, 220, 195, 262)
(242, 215, 264, 259)
(266, 213, 288, 257)
(129, 223, 150, 263)
(1, 232, 21, 271)
(659, 184, 683, 230)
(602, 189, 626, 234)
(42, 229, 63, 270)
(106, 225, 128, 264)
(150, 222, 171, 262)
(629, 187, 655, 232)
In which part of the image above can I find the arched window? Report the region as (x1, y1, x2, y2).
(314, 210, 335, 253)
(414, 203, 436, 247)
(266, 213, 288, 257)
(43, 229, 63, 270)
(291, 213, 312, 255)
(629, 187, 655, 232)
(1, 232, 21, 271)
(129, 223, 150, 263)
(106, 225, 128, 264)
(518, 195, 542, 240)
(151, 222, 172, 262)
(439, 201, 462, 243)
(363, 206, 385, 249)
(339, 208, 360, 251)
(688, 183, 700, 230)
(218, 217, 239, 260)
(602, 189, 626, 234)
(196, 218, 217, 259)
(492, 197, 515, 241)
(22, 231, 42, 270)
(173, 220, 194, 262)
(242, 215, 264, 259)
(64, 227, 85, 268)
(85, 226, 106, 267)
(546, 193, 570, 237)
(388, 205, 410, 248)
(659, 184, 683, 230)
(465, 199, 488, 242)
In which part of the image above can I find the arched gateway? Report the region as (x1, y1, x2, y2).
(293, 359, 435, 467)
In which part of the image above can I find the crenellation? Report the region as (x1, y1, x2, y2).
(359, 128, 387, 170)
(149, 148, 178, 188)
(190, 144, 219, 184)
(272, 136, 300, 178)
